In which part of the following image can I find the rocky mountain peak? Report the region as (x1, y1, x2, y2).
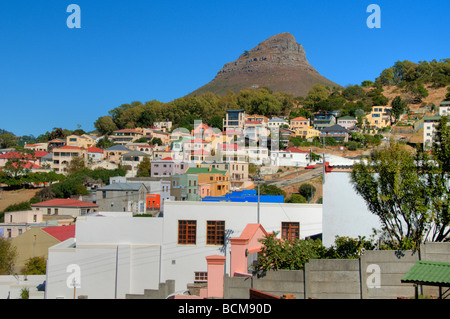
(189, 33, 340, 97)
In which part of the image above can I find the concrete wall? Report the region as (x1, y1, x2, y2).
(223, 242, 450, 299)
(306, 259, 361, 299)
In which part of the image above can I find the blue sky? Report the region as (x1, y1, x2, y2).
(0, 0, 448, 137)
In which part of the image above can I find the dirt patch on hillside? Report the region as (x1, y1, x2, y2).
(0, 188, 39, 212)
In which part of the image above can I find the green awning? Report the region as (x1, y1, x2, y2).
(401, 261, 450, 287)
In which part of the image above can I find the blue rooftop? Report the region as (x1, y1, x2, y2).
(202, 190, 284, 203)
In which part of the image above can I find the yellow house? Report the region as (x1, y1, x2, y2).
(294, 126, 320, 140)
(51, 145, 88, 174)
(66, 134, 96, 149)
(185, 166, 230, 197)
(366, 106, 392, 129)
(10, 224, 75, 273)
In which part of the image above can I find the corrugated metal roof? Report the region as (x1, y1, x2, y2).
(401, 261, 450, 286)
(98, 183, 146, 191)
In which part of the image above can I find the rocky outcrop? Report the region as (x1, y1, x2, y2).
(189, 33, 340, 97)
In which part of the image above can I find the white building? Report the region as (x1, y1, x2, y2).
(423, 115, 441, 149)
(45, 201, 322, 298)
(438, 101, 450, 116)
(268, 117, 289, 129)
(322, 171, 381, 248)
(270, 147, 314, 167)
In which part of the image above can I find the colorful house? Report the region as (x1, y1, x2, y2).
(185, 166, 230, 197)
(290, 117, 310, 131)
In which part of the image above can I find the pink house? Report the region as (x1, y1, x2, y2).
(199, 183, 211, 198)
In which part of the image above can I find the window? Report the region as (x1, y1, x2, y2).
(47, 208, 51, 215)
(194, 272, 208, 283)
(178, 220, 197, 245)
(281, 222, 300, 241)
(207, 221, 225, 245)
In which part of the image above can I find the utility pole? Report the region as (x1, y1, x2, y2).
(254, 169, 263, 224)
(322, 134, 326, 185)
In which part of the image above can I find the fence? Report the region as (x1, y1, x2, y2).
(224, 242, 449, 299)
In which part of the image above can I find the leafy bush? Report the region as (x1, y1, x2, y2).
(298, 183, 316, 201)
(285, 194, 307, 203)
(22, 256, 46, 275)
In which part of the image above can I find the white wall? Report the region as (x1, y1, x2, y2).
(322, 171, 381, 248)
(45, 202, 322, 298)
(45, 214, 163, 299)
(160, 201, 322, 291)
(0, 275, 46, 299)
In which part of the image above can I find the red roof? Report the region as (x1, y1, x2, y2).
(284, 147, 310, 153)
(291, 117, 308, 121)
(42, 225, 75, 242)
(114, 129, 142, 134)
(245, 120, 262, 124)
(11, 161, 41, 169)
(0, 152, 35, 159)
(87, 147, 104, 153)
(161, 157, 174, 160)
(32, 198, 98, 208)
(34, 151, 49, 157)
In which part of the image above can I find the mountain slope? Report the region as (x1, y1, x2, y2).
(189, 33, 341, 97)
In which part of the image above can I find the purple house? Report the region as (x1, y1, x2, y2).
(151, 157, 192, 177)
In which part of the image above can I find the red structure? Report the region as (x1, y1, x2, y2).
(146, 194, 160, 210)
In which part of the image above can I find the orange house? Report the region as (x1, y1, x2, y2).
(146, 194, 161, 210)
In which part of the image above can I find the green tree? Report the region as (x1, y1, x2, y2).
(22, 256, 46, 275)
(96, 136, 116, 149)
(0, 237, 17, 275)
(136, 109, 155, 128)
(376, 68, 394, 86)
(342, 85, 366, 101)
(325, 236, 375, 259)
(94, 115, 118, 135)
(303, 84, 330, 111)
(285, 194, 307, 203)
(0, 132, 18, 148)
(207, 116, 224, 131)
(150, 137, 163, 146)
(66, 156, 86, 175)
(258, 184, 286, 197)
(47, 128, 66, 141)
(137, 156, 151, 177)
(350, 141, 432, 250)
(390, 96, 407, 123)
(252, 233, 325, 270)
(298, 183, 316, 202)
